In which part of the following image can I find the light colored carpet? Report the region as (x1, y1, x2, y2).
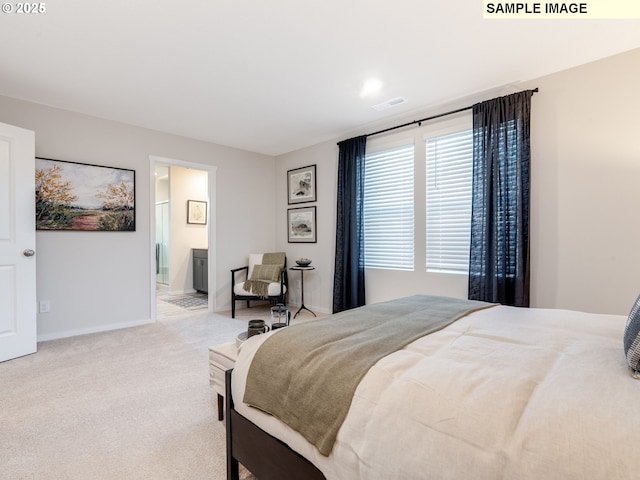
(0, 305, 280, 480)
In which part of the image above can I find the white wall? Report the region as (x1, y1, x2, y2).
(276, 48, 640, 316)
(524, 48, 640, 315)
(276, 143, 338, 314)
(0, 94, 276, 340)
(168, 165, 208, 294)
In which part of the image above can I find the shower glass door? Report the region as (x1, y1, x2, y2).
(155, 201, 170, 285)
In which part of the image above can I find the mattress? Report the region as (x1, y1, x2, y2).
(232, 303, 638, 480)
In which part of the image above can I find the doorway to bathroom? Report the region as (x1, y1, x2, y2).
(150, 156, 216, 320)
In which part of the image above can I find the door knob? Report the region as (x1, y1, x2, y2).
(23, 249, 35, 257)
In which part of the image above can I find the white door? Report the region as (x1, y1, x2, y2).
(0, 122, 36, 362)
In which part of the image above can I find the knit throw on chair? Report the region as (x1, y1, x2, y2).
(243, 252, 285, 298)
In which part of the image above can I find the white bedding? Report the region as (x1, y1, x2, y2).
(232, 305, 639, 479)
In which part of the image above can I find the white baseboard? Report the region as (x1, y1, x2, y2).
(37, 318, 154, 342)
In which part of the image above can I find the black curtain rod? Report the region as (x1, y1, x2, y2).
(364, 88, 539, 139)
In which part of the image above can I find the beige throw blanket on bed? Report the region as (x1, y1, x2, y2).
(243, 294, 494, 456)
(243, 252, 285, 298)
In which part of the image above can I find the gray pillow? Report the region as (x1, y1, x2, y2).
(623, 294, 640, 376)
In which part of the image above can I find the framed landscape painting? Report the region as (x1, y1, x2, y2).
(287, 164, 316, 204)
(288, 206, 316, 243)
(35, 158, 135, 231)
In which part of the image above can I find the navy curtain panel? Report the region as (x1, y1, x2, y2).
(468, 90, 534, 307)
(333, 135, 367, 313)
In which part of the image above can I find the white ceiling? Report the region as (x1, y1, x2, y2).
(1, 1, 639, 156)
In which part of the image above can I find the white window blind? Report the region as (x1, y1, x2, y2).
(425, 130, 473, 273)
(363, 144, 414, 271)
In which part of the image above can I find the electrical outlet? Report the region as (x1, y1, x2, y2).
(39, 300, 50, 313)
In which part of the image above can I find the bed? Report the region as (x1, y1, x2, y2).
(225, 294, 640, 480)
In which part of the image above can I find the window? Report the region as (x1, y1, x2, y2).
(363, 144, 414, 270)
(425, 129, 473, 273)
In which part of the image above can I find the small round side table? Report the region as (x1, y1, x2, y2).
(290, 265, 316, 318)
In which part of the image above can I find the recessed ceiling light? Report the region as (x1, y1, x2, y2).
(371, 97, 408, 111)
(360, 78, 383, 97)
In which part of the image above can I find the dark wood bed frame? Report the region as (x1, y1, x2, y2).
(225, 369, 326, 480)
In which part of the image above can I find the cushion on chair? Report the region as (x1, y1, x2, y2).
(247, 252, 285, 277)
(250, 264, 282, 282)
(244, 265, 280, 297)
(247, 253, 264, 278)
(236, 252, 286, 298)
(233, 282, 286, 297)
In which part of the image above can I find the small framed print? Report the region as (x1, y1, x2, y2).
(187, 200, 207, 225)
(287, 164, 316, 204)
(288, 206, 316, 243)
